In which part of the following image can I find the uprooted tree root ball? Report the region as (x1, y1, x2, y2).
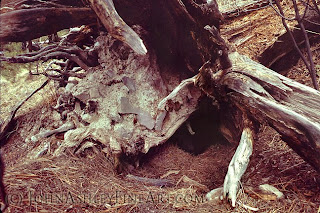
(0, 0, 320, 212)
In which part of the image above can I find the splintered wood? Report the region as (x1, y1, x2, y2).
(217, 0, 270, 17)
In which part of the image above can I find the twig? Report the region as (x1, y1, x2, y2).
(269, 0, 296, 21)
(311, 0, 320, 14)
(236, 201, 259, 211)
(31, 122, 75, 142)
(274, 0, 319, 89)
(292, 0, 318, 89)
(22, 44, 58, 57)
(292, 26, 320, 35)
(0, 80, 49, 144)
(0, 45, 93, 70)
(1, 50, 90, 71)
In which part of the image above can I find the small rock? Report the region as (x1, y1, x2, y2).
(109, 136, 121, 153)
(122, 76, 136, 92)
(259, 184, 284, 199)
(206, 187, 223, 202)
(137, 110, 155, 130)
(119, 97, 138, 114)
(31, 136, 38, 143)
(119, 127, 133, 139)
(89, 87, 100, 99)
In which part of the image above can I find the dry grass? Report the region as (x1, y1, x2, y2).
(1, 107, 319, 212)
(1, 1, 320, 212)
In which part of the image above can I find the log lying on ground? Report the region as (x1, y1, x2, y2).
(0, 0, 85, 11)
(258, 10, 320, 74)
(217, 0, 270, 17)
(1, 0, 319, 208)
(193, 50, 320, 206)
(0, 8, 96, 43)
(198, 51, 320, 173)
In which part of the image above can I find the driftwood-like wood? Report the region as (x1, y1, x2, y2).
(0, 7, 96, 42)
(198, 52, 320, 173)
(1, 0, 320, 208)
(30, 122, 75, 143)
(217, 0, 270, 17)
(0, 44, 98, 70)
(88, 0, 147, 55)
(223, 127, 254, 206)
(206, 128, 254, 207)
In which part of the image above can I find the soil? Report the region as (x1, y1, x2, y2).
(1, 1, 320, 212)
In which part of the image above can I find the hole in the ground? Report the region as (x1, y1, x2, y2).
(119, 97, 231, 174)
(168, 96, 229, 155)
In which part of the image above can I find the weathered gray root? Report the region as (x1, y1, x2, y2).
(0, 8, 96, 43)
(200, 51, 320, 206)
(201, 52, 320, 173)
(223, 127, 254, 206)
(157, 76, 197, 110)
(88, 0, 147, 55)
(206, 127, 254, 207)
(31, 122, 75, 143)
(53, 34, 202, 159)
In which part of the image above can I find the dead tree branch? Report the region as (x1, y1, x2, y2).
(87, 0, 147, 55)
(311, 0, 320, 14)
(197, 52, 320, 172)
(292, 0, 318, 89)
(0, 80, 49, 144)
(0, 7, 96, 43)
(0, 45, 98, 71)
(272, 0, 319, 89)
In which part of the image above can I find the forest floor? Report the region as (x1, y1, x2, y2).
(1, 1, 320, 213)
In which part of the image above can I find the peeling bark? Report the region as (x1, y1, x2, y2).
(88, 0, 147, 55)
(0, 8, 96, 43)
(1, 0, 320, 209)
(198, 52, 320, 172)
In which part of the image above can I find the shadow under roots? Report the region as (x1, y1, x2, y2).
(169, 97, 229, 155)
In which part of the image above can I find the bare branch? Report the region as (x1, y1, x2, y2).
(0, 80, 49, 144)
(0, 44, 98, 71)
(292, 0, 319, 89)
(88, 0, 147, 55)
(273, 0, 319, 89)
(311, 0, 320, 14)
(0, 8, 96, 43)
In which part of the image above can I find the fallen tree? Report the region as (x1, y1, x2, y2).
(0, 0, 319, 209)
(0, 7, 96, 43)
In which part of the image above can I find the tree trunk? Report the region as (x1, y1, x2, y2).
(0, 8, 96, 43)
(197, 52, 320, 172)
(1, 0, 319, 173)
(1, 0, 320, 208)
